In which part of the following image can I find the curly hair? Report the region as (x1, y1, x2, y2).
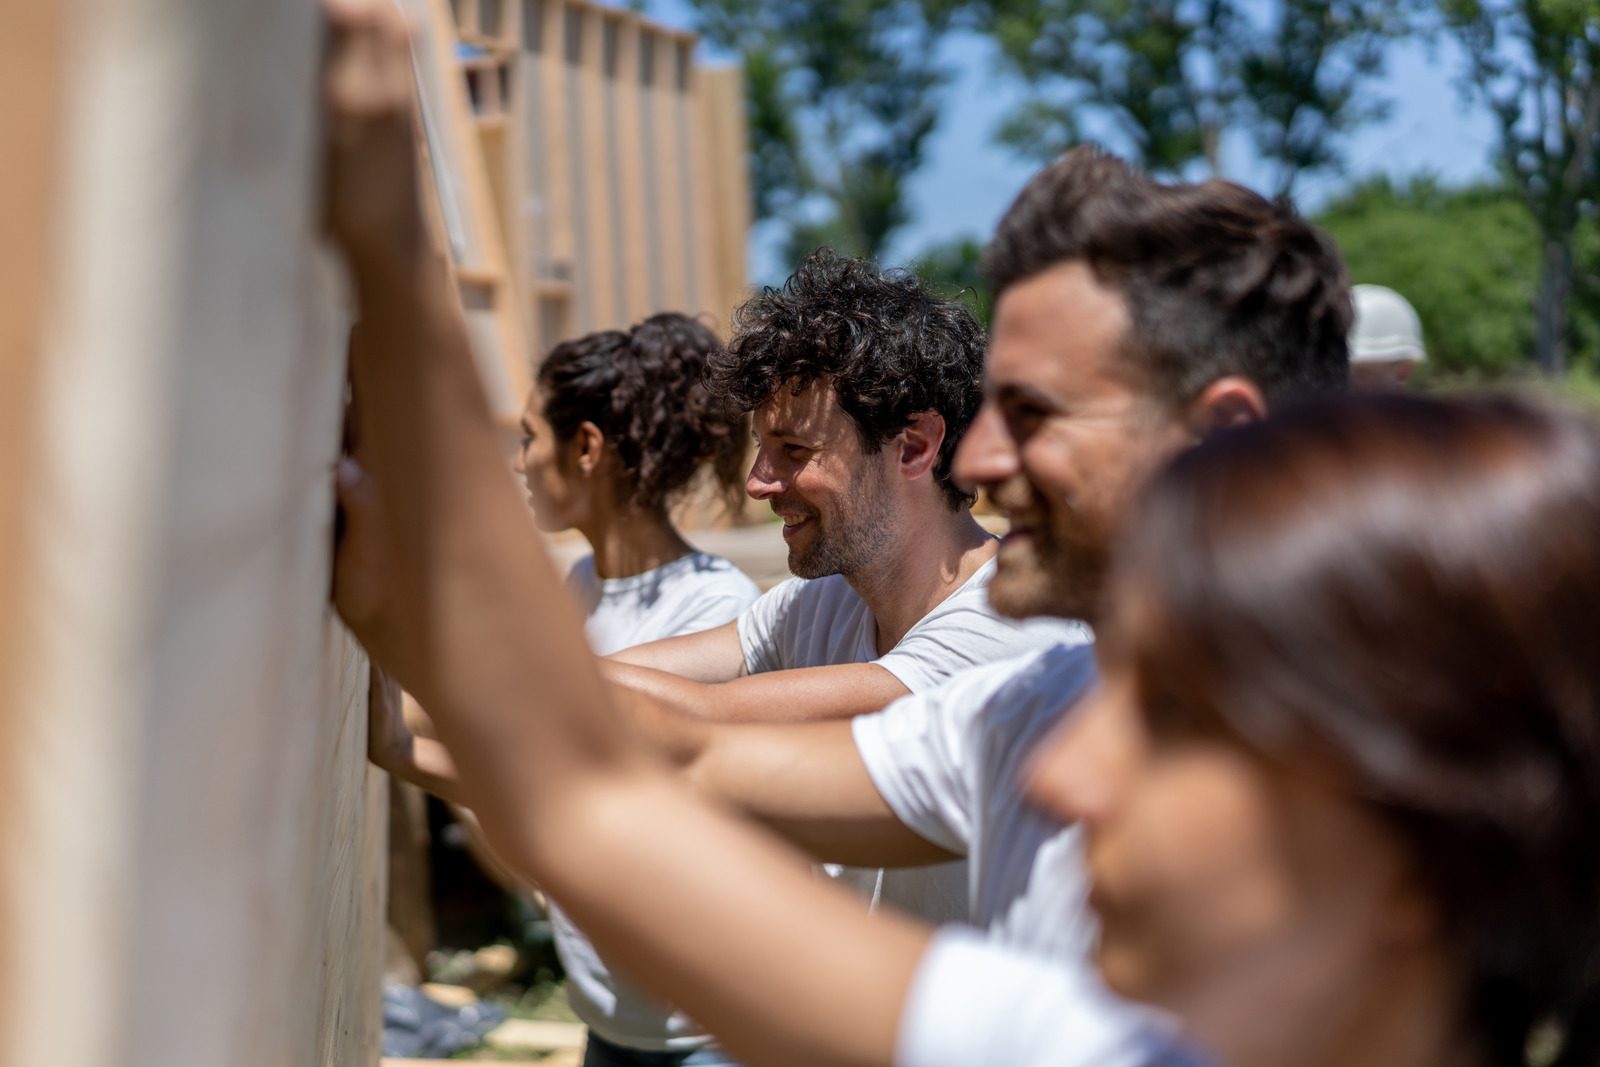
(986, 147, 1351, 406)
(538, 313, 746, 511)
(709, 249, 987, 510)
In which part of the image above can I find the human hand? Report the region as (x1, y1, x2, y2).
(321, 0, 427, 271)
(367, 662, 416, 772)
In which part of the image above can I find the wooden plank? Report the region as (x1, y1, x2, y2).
(0, 0, 66, 1047)
(1, 2, 385, 1065)
(575, 6, 620, 330)
(681, 53, 722, 322)
(649, 32, 692, 313)
(699, 65, 751, 334)
(612, 17, 654, 322)
(405, 0, 531, 416)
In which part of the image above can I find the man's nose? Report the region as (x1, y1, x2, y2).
(746, 446, 785, 500)
(952, 401, 1019, 492)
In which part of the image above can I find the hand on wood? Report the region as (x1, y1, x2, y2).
(320, 0, 426, 271)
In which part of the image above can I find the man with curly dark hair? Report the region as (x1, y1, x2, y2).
(599, 249, 1086, 925)
(602, 250, 1080, 726)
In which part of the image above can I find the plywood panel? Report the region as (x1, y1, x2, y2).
(0, 1, 384, 1064)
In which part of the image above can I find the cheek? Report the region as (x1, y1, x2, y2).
(1092, 758, 1300, 1001)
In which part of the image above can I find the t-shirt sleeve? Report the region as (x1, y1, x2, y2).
(850, 660, 1026, 855)
(736, 578, 803, 675)
(897, 928, 1197, 1067)
(875, 597, 1086, 695)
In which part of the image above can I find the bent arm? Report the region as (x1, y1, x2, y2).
(606, 659, 911, 724)
(605, 619, 747, 681)
(323, 7, 930, 1064)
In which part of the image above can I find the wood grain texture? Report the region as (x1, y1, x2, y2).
(0, 0, 67, 1050)
(1, 1, 384, 1064)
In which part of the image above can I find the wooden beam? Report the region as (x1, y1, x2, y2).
(0, 0, 66, 1047)
(698, 65, 751, 334)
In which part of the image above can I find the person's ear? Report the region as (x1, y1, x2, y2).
(1183, 376, 1268, 439)
(897, 410, 947, 482)
(571, 420, 607, 478)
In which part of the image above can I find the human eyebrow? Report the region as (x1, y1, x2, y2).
(995, 381, 1062, 413)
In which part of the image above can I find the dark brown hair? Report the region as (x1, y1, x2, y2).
(710, 249, 987, 510)
(986, 147, 1352, 406)
(539, 313, 746, 511)
(1115, 392, 1600, 1067)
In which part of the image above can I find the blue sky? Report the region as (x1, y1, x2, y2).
(643, 2, 1502, 283)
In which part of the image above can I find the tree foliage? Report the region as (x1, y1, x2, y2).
(962, 0, 1414, 194)
(911, 236, 993, 327)
(1317, 176, 1598, 375)
(1437, 0, 1600, 373)
(686, 0, 958, 264)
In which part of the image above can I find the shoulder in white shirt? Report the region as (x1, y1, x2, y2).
(897, 928, 1201, 1067)
(736, 556, 1087, 692)
(853, 640, 1100, 959)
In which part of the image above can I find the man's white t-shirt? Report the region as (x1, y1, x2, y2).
(851, 642, 1099, 958)
(896, 928, 1202, 1067)
(737, 556, 1089, 922)
(552, 550, 761, 1052)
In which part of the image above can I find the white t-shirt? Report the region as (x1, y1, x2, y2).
(736, 557, 1089, 924)
(553, 550, 761, 1051)
(852, 642, 1099, 959)
(897, 928, 1201, 1067)
(567, 551, 762, 657)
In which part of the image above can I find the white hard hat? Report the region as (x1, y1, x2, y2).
(1350, 284, 1426, 364)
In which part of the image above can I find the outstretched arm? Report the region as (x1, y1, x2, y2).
(322, 4, 930, 1064)
(605, 619, 748, 681)
(605, 658, 912, 723)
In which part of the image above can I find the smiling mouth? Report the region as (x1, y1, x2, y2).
(779, 515, 812, 540)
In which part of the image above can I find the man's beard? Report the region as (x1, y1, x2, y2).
(988, 484, 1107, 621)
(785, 467, 895, 581)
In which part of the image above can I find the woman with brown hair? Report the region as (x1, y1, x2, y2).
(1031, 391, 1600, 1067)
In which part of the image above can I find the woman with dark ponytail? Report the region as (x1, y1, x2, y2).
(515, 312, 756, 1067)
(1030, 392, 1600, 1067)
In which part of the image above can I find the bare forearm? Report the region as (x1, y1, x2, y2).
(373, 733, 470, 807)
(347, 257, 635, 818)
(530, 773, 925, 1067)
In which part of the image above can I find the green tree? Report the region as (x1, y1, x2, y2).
(1317, 175, 1599, 375)
(1438, 0, 1600, 374)
(963, 0, 1414, 194)
(687, 0, 958, 265)
(911, 235, 993, 327)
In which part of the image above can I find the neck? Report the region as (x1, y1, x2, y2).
(847, 505, 995, 655)
(1190, 942, 1477, 1067)
(580, 504, 693, 580)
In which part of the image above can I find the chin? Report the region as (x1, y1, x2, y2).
(1094, 934, 1164, 1006)
(990, 549, 1072, 619)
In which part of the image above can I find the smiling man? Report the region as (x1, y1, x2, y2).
(602, 250, 1083, 730)
(619, 150, 1352, 975)
(595, 249, 1085, 923)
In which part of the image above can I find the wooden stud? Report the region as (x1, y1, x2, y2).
(698, 65, 751, 333)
